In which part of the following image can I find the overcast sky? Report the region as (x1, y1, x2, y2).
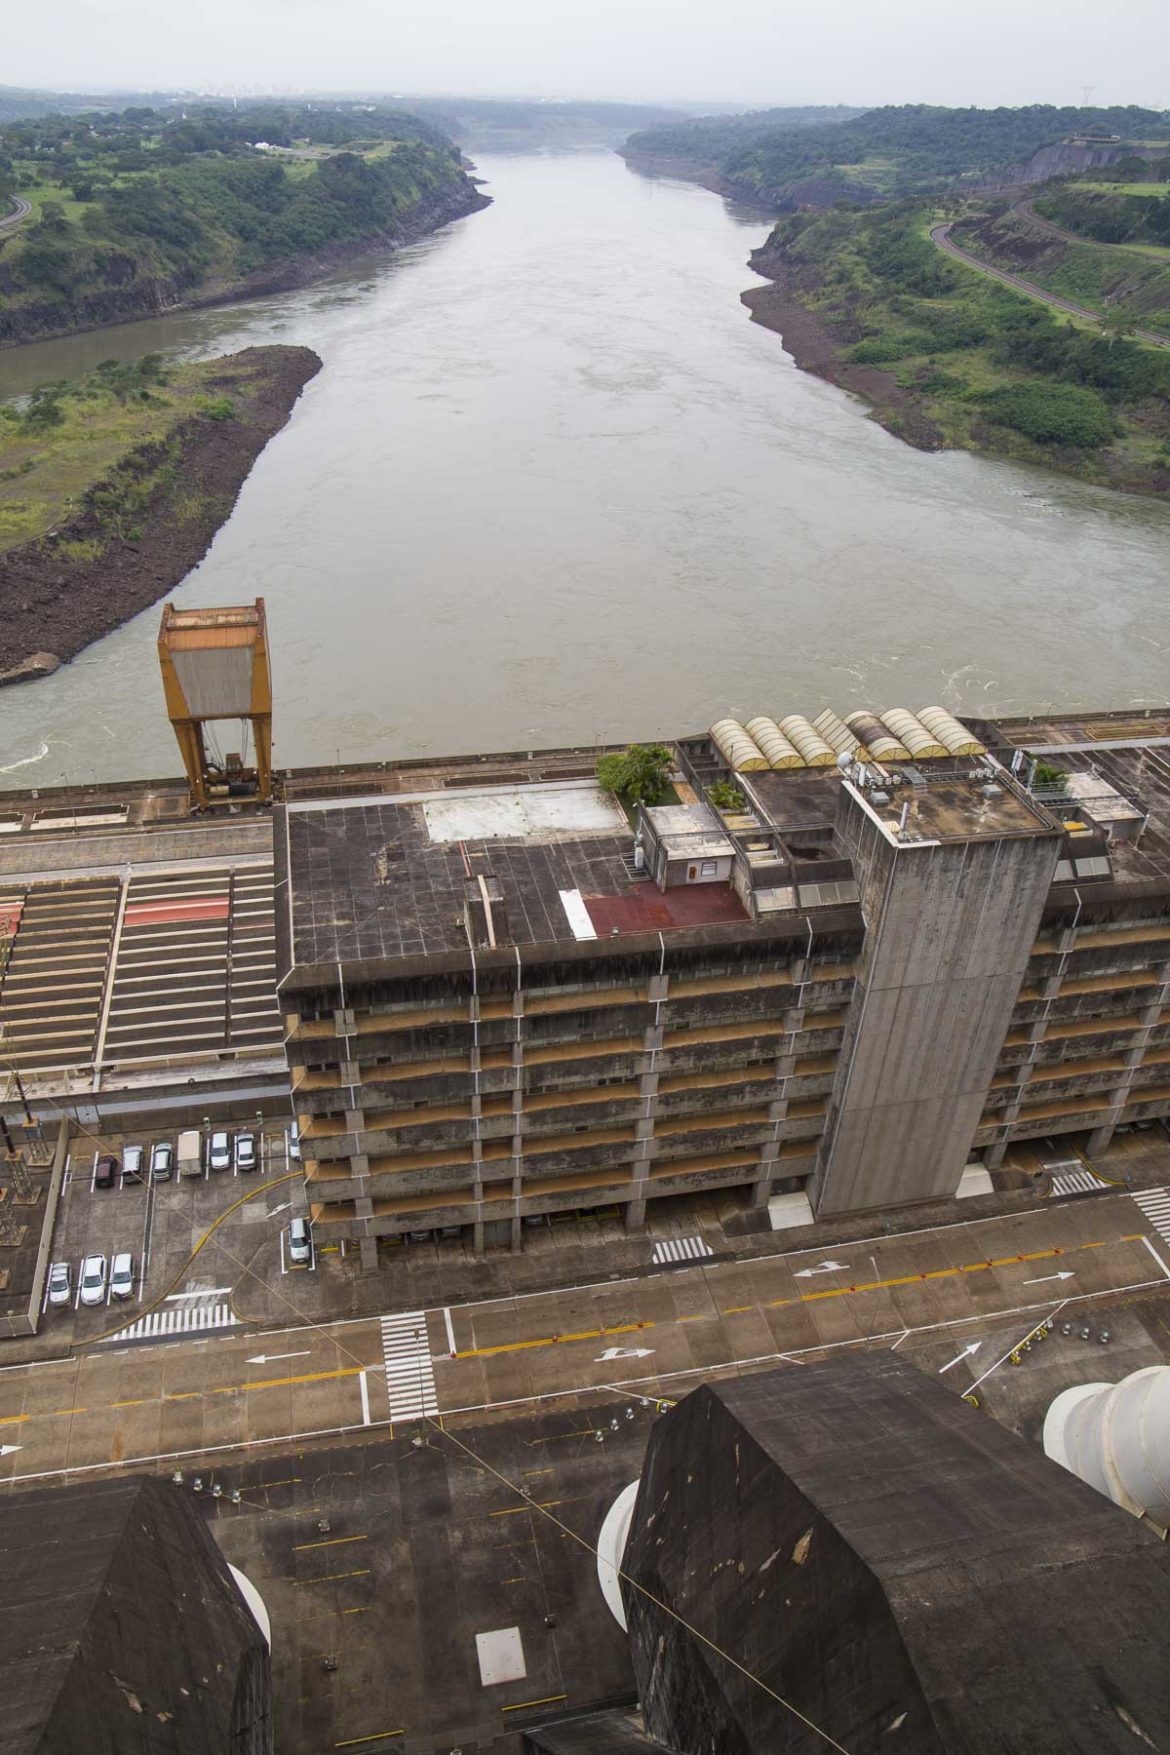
(8, 0, 1169, 110)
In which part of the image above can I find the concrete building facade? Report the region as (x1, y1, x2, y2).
(269, 708, 1170, 1257)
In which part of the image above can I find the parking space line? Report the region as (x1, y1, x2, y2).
(359, 1370, 371, 1426)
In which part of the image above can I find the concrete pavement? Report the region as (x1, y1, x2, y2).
(4, 1189, 1167, 1485)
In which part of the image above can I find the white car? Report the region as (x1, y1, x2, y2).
(79, 1254, 107, 1307)
(235, 1132, 257, 1173)
(122, 1145, 145, 1183)
(209, 1131, 232, 1172)
(288, 1121, 301, 1161)
(47, 1261, 71, 1307)
(288, 1216, 312, 1264)
(110, 1252, 135, 1300)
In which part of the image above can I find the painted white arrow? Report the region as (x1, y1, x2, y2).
(794, 1260, 849, 1278)
(596, 1346, 655, 1362)
(267, 1202, 291, 1218)
(1023, 1271, 1076, 1284)
(939, 1341, 982, 1374)
(0, 1444, 22, 1457)
(246, 1350, 311, 1366)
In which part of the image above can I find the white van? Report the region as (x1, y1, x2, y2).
(177, 1128, 202, 1178)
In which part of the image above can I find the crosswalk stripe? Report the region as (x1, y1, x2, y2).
(651, 1235, 716, 1265)
(1133, 1186, 1170, 1249)
(380, 1310, 438, 1420)
(1049, 1167, 1107, 1196)
(101, 1300, 237, 1343)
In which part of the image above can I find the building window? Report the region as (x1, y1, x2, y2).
(700, 860, 718, 877)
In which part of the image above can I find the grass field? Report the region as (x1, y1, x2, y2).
(0, 359, 247, 552)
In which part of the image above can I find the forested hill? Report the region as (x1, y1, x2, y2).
(0, 103, 486, 346)
(624, 104, 1170, 207)
(622, 105, 867, 163)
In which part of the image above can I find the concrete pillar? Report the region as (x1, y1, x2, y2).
(625, 1197, 647, 1231)
(359, 1236, 379, 1274)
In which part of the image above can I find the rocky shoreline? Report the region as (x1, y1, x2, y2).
(0, 345, 321, 684)
(741, 270, 946, 451)
(0, 185, 490, 350)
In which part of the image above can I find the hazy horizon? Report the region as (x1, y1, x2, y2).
(6, 0, 1167, 114)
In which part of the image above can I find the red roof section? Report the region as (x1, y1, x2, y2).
(584, 882, 747, 937)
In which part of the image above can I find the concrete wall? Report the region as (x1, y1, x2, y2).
(813, 792, 1061, 1215)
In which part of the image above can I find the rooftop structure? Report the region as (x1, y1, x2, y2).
(0, 1473, 271, 1754)
(621, 1356, 1170, 1754)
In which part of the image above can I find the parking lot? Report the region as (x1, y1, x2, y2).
(41, 1123, 306, 1348)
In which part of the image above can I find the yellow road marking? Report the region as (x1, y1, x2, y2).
(0, 1414, 29, 1427)
(293, 1534, 368, 1551)
(455, 1322, 645, 1360)
(334, 1734, 404, 1748)
(502, 1694, 567, 1713)
(722, 1305, 752, 1314)
(294, 1568, 371, 1585)
(490, 1500, 562, 1517)
(342, 1606, 371, 1615)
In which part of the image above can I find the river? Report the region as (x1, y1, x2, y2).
(2, 151, 1169, 787)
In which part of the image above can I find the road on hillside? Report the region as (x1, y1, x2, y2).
(929, 220, 1170, 348)
(0, 195, 31, 237)
(1012, 195, 1170, 262)
(2, 1188, 1168, 1484)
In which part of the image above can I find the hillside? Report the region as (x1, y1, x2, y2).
(0, 346, 320, 681)
(744, 200, 1170, 495)
(0, 84, 182, 123)
(403, 97, 687, 152)
(624, 104, 1170, 210)
(0, 102, 487, 346)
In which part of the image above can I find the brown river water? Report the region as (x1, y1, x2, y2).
(1, 151, 1168, 787)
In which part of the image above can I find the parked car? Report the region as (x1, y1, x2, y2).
(122, 1145, 145, 1183)
(287, 1216, 312, 1265)
(288, 1121, 301, 1161)
(110, 1252, 135, 1300)
(94, 1154, 118, 1190)
(235, 1132, 258, 1173)
(209, 1131, 232, 1172)
(47, 1261, 71, 1308)
(79, 1253, 107, 1307)
(150, 1141, 174, 1181)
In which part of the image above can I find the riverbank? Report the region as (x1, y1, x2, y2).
(0, 183, 489, 350)
(0, 345, 320, 683)
(745, 213, 1170, 497)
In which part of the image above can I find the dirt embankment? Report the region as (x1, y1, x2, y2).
(0, 183, 490, 350)
(0, 345, 320, 684)
(743, 243, 945, 450)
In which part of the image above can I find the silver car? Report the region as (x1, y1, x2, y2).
(79, 1254, 107, 1307)
(288, 1216, 312, 1265)
(47, 1261, 71, 1308)
(209, 1130, 232, 1172)
(110, 1252, 135, 1300)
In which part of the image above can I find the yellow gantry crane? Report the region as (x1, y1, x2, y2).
(157, 599, 274, 812)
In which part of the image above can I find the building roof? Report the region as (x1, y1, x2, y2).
(623, 1356, 1170, 1754)
(278, 782, 754, 977)
(642, 803, 734, 860)
(0, 1473, 268, 1755)
(988, 711, 1170, 888)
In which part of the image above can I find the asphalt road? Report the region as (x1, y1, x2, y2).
(929, 219, 1170, 349)
(0, 194, 31, 237)
(3, 1187, 1168, 1484)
